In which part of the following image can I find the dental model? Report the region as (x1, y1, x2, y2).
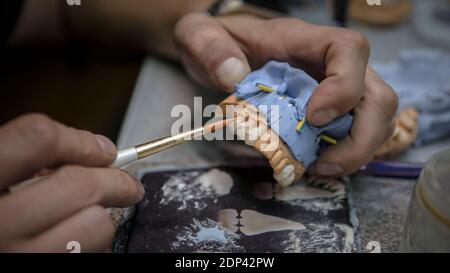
(375, 107, 419, 158)
(220, 61, 419, 187)
(220, 61, 353, 187)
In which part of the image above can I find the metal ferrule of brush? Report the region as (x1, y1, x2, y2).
(135, 127, 205, 159)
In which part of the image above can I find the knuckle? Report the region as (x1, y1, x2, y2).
(269, 18, 302, 44)
(174, 14, 193, 40)
(14, 113, 58, 152)
(115, 170, 140, 198)
(175, 13, 215, 47)
(175, 16, 223, 55)
(56, 166, 102, 205)
(175, 13, 204, 31)
(188, 26, 223, 55)
(75, 130, 100, 163)
(341, 30, 370, 55)
(271, 18, 294, 33)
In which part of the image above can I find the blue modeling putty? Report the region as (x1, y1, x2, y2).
(234, 61, 353, 167)
(373, 50, 450, 146)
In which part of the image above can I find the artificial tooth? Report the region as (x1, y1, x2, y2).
(243, 117, 259, 145)
(270, 150, 284, 165)
(274, 158, 289, 175)
(258, 131, 280, 153)
(235, 116, 248, 141)
(227, 100, 307, 187)
(274, 165, 295, 187)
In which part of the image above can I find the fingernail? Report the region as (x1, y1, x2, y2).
(310, 109, 338, 125)
(315, 163, 344, 176)
(95, 134, 117, 156)
(215, 57, 250, 91)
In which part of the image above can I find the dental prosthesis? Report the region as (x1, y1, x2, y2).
(220, 61, 419, 187)
(220, 61, 353, 187)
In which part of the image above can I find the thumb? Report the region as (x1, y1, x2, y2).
(174, 13, 251, 92)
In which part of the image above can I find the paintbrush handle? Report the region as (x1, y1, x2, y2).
(111, 119, 233, 168)
(111, 127, 205, 168)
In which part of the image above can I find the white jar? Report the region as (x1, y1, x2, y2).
(401, 149, 450, 252)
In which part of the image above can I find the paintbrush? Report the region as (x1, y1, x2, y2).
(112, 118, 234, 168)
(9, 118, 234, 193)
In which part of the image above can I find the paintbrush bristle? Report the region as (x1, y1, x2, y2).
(204, 118, 234, 134)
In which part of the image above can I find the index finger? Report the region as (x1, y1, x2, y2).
(218, 17, 370, 125)
(306, 28, 370, 126)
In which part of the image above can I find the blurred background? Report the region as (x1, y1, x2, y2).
(1, 0, 449, 141)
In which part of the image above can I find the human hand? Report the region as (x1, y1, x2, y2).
(174, 13, 398, 176)
(0, 114, 144, 252)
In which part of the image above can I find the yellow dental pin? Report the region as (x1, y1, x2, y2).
(256, 83, 274, 93)
(295, 119, 337, 144)
(320, 134, 338, 145)
(296, 119, 306, 132)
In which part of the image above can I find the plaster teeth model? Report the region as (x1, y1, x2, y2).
(222, 97, 308, 187)
(220, 61, 353, 187)
(220, 61, 421, 187)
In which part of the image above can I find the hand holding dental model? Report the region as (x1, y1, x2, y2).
(221, 62, 418, 187)
(175, 13, 400, 178)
